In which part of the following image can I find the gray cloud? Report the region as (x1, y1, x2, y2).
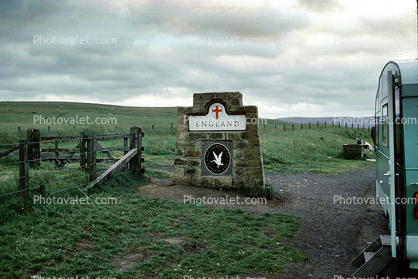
(0, 0, 416, 118)
(127, 1, 311, 38)
(297, 0, 342, 12)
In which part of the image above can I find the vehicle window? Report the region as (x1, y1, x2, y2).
(395, 86, 401, 124)
(382, 104, 388, 145)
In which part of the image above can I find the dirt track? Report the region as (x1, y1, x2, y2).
(137, 164, 388, 278)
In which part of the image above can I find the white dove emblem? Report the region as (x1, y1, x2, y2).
(211, 151, 223, 168)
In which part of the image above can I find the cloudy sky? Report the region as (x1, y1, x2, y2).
(1, 0, 416, 119)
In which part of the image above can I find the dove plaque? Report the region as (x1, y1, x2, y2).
(202, 141, 232, 176)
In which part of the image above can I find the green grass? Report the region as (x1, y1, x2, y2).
(144, 168, 172, 179)
(0, 172, 306, 279)
(260, 127, 374, 174)
(0, 101, 373, 174)
(0, 101, 177, 137)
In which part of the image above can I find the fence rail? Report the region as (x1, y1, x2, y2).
(0, 144, 19, 158)
(0, 127, 145, 204)
(82, 147, 139, 193)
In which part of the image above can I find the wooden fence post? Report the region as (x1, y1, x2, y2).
(123, 135, 129, 171)
(54, 139, 59, 169)
(171, 123, 174, 130)
(124, 136, 128, 156)
(19, 139, 29, 197)
(130, 126, 144, 174)
(80, 132, 86, 170)
(283, 125, 286, 131)
(309, 122, 311, 129)
(87, 135, 96, 182)
(301, 123, 303, 130)
(292, 124, 294, 131)
(27, 129, 40, 166)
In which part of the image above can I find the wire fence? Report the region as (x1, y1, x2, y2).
(2, 123, 177, 135)
(1, 120, 374, 139)
(259, 121, 372, 132)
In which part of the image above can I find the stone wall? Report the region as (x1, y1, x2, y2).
(173, 92, 265, 190)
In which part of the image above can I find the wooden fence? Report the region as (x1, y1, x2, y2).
(3, 126, 144, 198)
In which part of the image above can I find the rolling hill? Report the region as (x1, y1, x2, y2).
(276, 116, 375, 128)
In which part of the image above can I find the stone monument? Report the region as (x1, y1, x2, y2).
(173, 92, 265, 191)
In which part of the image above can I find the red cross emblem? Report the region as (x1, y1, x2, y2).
(211, 104, 222, 119)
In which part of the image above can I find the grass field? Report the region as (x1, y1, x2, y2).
(0, 101, 373, 173)
(0, 172, 307, 279)
(0, 101, 373, 278)
(0, 101, 178, 135)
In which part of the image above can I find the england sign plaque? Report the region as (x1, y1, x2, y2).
(189, 102, 246, 131)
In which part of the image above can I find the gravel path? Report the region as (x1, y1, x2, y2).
(268, 164, 389, 278)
